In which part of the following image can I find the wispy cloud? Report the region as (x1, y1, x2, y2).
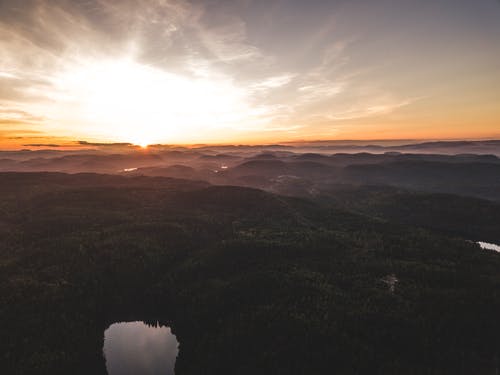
(0, 0, 417, 142)
(1, 0, 497, 144)
(22, 143, 61, 147)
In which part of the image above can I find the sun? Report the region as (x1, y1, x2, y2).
(50, 58, 261, 145)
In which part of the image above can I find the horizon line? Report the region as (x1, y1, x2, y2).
(1, 137, 500, 152)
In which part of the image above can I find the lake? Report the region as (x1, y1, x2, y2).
(478, 241, 500, 252)
(103, 321, 179, 375)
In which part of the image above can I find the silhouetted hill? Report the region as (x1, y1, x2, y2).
(322, 185, 500, 244)
(293, 153, 330, 161)
(342, 160, 500, 200)
(1, 172, 499, 374)
(130, 165, 198, 179)
(0, 172, 209, 199)
(198, 153, 240, 161)
(230, 159, 291, 177)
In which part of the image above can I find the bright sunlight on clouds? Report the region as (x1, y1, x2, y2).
(47, 57, 271, 145)
(0, 0, 500, 147)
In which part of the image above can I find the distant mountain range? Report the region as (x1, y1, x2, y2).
(1, 140, 499, 201)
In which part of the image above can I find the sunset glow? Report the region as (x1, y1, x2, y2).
(48, 58, 268, 146)
(0, 0, 499, 148)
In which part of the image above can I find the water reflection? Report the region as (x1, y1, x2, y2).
(103, 321, 179, 375)
(478, 241, 500, 253)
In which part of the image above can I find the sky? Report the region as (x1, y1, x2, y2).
(0, 0, 499, 148)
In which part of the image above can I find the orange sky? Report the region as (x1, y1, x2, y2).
(1, 0, 499, 149)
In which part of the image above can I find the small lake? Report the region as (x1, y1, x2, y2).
(478, 241, 500, 252)
(103, 321, 179, 375)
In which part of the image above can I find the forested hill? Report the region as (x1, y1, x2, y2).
(1, 172, 499, 374)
